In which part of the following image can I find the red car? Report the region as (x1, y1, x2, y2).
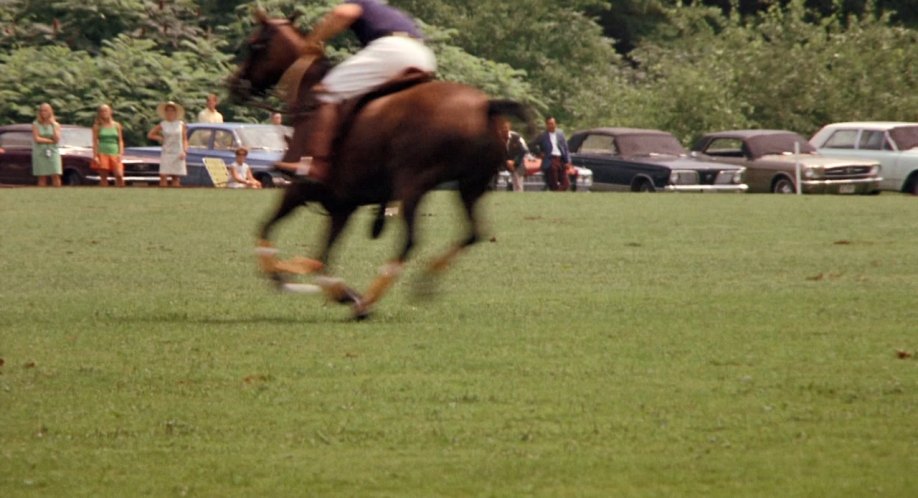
(0, 124, 160, 186)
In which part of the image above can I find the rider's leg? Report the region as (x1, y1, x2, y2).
(302, 102, 339, 183)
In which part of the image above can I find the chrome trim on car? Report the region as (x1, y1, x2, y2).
(663, 184, 749, 193)
(86, 175, 160, 183)
(802, 177, 883, 186)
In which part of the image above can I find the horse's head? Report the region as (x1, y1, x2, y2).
(228, 8, 326, 104)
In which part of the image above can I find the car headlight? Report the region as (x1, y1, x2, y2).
(803, 166, 818, 179)
(870, 165, 881, 176)
(732, 169, 744, 184)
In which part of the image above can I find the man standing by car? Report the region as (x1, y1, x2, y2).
(500, 119, 528, 192)
(197, 94, 224, 123)
(535, 116, 572, 191)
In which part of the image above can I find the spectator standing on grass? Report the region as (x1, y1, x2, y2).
(534, 116, 572, 191)
(227, 147, 262, 189)
(92, 104, 125, 188)
(147, 101, 188, 188)
(32, 103, 62, 187)
(197, 93, 224, 123)
(500, 119, 528, 192)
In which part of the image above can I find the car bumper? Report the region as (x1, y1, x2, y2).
(663, 184, 749, 193)
(86, 174, 161, 184)
(494, 170, 593, 192)
(802, 177, 882, 194)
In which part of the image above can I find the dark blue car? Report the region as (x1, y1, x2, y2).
(125, 122, 292, 187)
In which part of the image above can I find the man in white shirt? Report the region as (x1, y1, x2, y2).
(535, 116, 572, 191)
(499, 119, 529, 192)
(197, 94, 224, 123)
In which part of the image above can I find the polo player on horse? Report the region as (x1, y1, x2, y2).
(276, 0, 436, 183)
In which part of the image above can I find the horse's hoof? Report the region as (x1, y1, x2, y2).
(351, 299, 372, 321)
(337, 286, 362, 305)
(267, 272, 288, 290)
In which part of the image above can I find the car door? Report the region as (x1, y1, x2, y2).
(858, 130, 903, 190)
(571, 133, 629, 191)
(0, 131, 36, 184)
(185, 127, 214, 186)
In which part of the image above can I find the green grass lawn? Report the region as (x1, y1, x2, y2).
(1, 188, 916, 497)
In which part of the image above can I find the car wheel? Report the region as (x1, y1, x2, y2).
(772, 177, 796, 194)
(62, 170, 82, 186)
(905, 173, 918, 195)
(636, 179, 655, 192)
(255, 173, 274, 188)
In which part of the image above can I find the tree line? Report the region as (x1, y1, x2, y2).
(0, 0, 915, 145)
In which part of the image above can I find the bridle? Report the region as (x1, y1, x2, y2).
(234, 18, 325, 117)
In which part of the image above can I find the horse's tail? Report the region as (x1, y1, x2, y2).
(487, 99, 536, 139)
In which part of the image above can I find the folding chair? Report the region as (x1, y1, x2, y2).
(202, 157, 230, 188)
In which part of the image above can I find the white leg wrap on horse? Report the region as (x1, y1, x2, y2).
(379, 262, 404, 278)
(314, 276, 345, 289)
(281, 283, 323, 294)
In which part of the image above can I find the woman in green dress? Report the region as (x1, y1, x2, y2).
(92, 104, 125, 187)
(32, 103, 62, 187)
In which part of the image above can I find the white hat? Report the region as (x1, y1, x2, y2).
(156, 101, 185, 120)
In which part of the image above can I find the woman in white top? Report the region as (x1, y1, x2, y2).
(147, 101, 188, 187)
(227, 147, 262, 189)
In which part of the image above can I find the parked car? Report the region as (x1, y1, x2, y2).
(125, 122, 291, 187)
(568, 128, 748, 192)
(692, 130, 881, 194)
(0, 124, 160, 186)
(493, 154, 593, 192)
(809, 122, 918, 194)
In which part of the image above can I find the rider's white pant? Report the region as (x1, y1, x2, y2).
(317, 35, 437, 104)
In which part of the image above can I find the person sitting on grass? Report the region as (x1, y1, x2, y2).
(227, 147, 262, 189)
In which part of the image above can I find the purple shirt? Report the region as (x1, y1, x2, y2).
(345, 0, 422, 47)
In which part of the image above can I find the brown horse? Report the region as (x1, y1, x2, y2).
(228, 12, 533, 319)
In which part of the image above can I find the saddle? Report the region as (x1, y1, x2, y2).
(279, 70, 434, 175)
(334, 69, 434, 147)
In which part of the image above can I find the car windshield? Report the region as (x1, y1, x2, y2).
(889, 126, 918, 151)
(745, 133, 815, 159)
(237, 126, 288, 151)
(616, 133, 686, 156)
(60, 127, 93, 148)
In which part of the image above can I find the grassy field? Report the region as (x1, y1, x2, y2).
(1, 188, 916, 497)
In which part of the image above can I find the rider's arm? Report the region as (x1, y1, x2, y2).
(308, 3, 362, 43)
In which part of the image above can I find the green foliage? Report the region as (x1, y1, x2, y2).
(609, 0, 918, 142)
(394, 0, 622, 124)
(0, 0, 916, 146)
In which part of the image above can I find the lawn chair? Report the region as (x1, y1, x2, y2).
(202, 157, 230, 188)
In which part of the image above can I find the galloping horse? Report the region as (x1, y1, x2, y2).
(228, 11, 533, 319)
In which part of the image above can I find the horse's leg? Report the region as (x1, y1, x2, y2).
(352, 194, 421, 318)
(445, 180, 487, 262)
(256, 182, 324, 280)
(419, 179, 488, 291)
(313, 207, 364, 306)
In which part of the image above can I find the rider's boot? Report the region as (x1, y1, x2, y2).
(275, 103, 338, 184)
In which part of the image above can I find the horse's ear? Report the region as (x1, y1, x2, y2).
(253, 6, 269, 24)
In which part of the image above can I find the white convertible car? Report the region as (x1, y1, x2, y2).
(493, 155, 593, 192)
(810, 122, 918, 195)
